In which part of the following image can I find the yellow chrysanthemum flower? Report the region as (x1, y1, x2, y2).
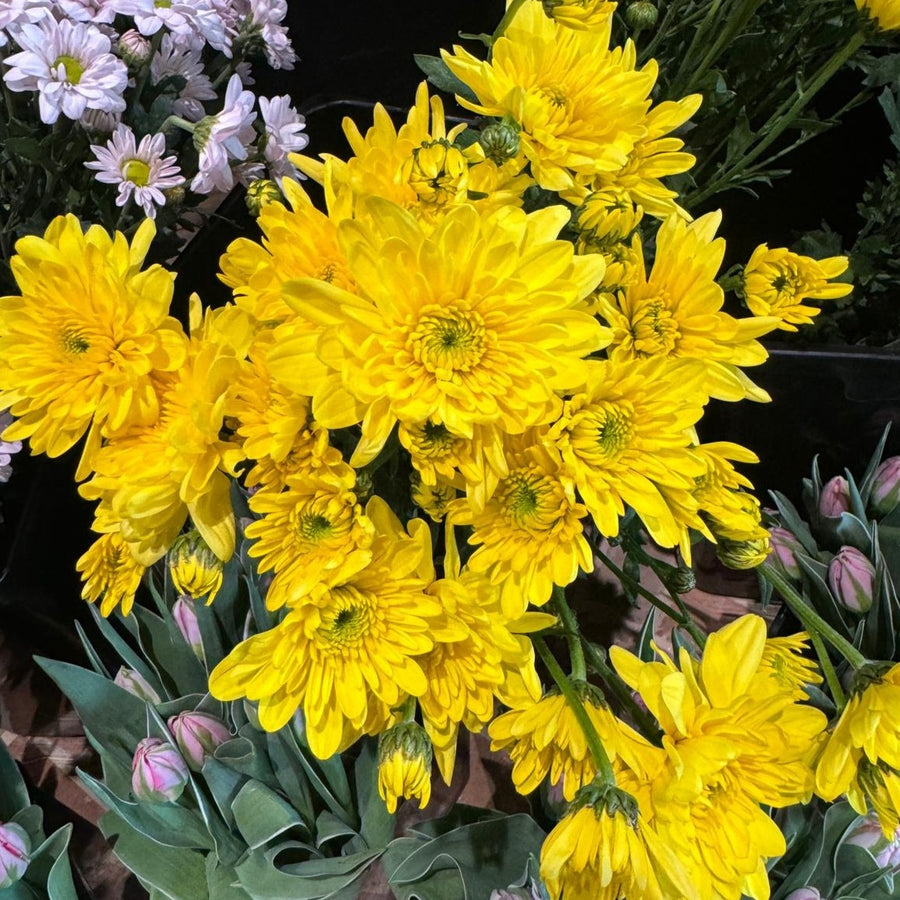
(690, 442, 763, 539)
(540, 0, 617, 30)
(292, 82, 530, 224)
(79, 300, 247, 565)
(377, 722, 433, 814)
(168, 529, 224, 603)
(76, 531, 146, 617)
(245, 467, 375, 610)
(208, 498, 446, 757)
(760, 634, 822, 701)
(489, 685, 654, 801)
(219, 178, 354, 325)
(452, 437, 592, 618)
(410, 471, 457, 522)
(595, 212, 780, 402)
(743, 244, 852, 331)
(0, 216, 186, 472)
(539, 784, 693, 900)
(817, 661, 900, 836)
(443, 1, 698, 204)
(549, 357, 707, 555)
(857, 0, 900, 31)
(268, 200, 608, 467)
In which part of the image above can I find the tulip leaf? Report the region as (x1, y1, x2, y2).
(232, 780, 308, 850)
(769, 490, 820, 557)
(131, 606, 208, 697)
(834, 512, 873, 555)
(100, 811, 209, 900)
(74, 621, 112, 679)
(88, 606, 163, 696)
(265, 732, 316, 829)
(314, 811, 357, 848)
(206, 857, 252, 900)
(354, 739, 393, 849)
(200, 758, 245, 827)
(0, 741, 30, 819)
(794, 558, 853, 637)
(19, 824, 77, 900)
(858, 423, 891, 499)
(835, 844, 894, 896)
(9, 807, 43, 848)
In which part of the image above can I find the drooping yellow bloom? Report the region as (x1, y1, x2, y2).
(168, 529, 224, 603)
(489, 685, 654, 801)
(77, 531, 146, 617)
(268, 200, 608, 467)
(760, 634, 823, 701)
(856, 0, 900, 31)
(292, 82, 530, 224)
(245, 467, 375, 610)
(0, 216, 186, 471)
(817, 661, 900, 836)
(79, 301, 248, 565)
(219, 178, 354, 325)
(539, 785, 693, 900)
(410, 471, 457, 522)
(549, 357, 707, 556)
(443, 1, 698, 205)
(452, 436, 592, 617)
(743, 244, 852, 331)
(596, 212, 780, 402)
(208, 498, 446, 758)
(691, 442, 765, 541)
(377, 722, 433, 814)
(540, 0, 617, 30)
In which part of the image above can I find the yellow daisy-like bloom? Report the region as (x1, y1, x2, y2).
(857, 0, 900, 31)
(572, 188, 643, 253)
(489, 685, 653, 801)
(743, 244, 852, 331)
(377, 722, 433, 814)
(443, 2, 697, 200)
(540, 0, 617, 30)
(168, 529, 223, 603)
(80, 301, 247, 565)
(0, 216, 186, 471)
(690, 441, 763, 540)
(540, 784, 693, 900)
(816, 661, 900, 836)
(410, 471, 457, 522)
(76, 531, 146, 617)
(208, 498, 446, 757)
(245, 468, 375, 610)
(596, 212, 780, 402)
(219, 178, 354, 325)
(292, 82, 529, 224)
(760, 634, 822, 701)
(452, 437, 592, 618)
(269, 200, 608, 467)
(549, 357, 707, 556)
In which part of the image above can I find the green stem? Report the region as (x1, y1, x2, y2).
(809, 628, 846, 710)
(160, 115, 197, 136)
(492, 0, 527, 42)
(759, 562, 868, 669)
(689, 30, 866, 206)
(551, 585, 586, 680)
(534, 636, 616, 785)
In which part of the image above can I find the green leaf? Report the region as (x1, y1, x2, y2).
(280, 726, 354, 824)
(313, 811, 356, 848)
(74, 621, 112, 679)
(231, 781, 308, 850)
(834, 512, 873, 555)
(10, 807, 43, 848)
(0, 741, 30, 819)
(769, 491, 820, 557)
(637, 607, 657, 662)
(132, 606, 208, 697)
(265, 732, 315, 830)
(78, 770, 214, 851)
(24, 826, 79, 900)
(412, 54, 478, 104)
(100, 811, 209, 900)
(89, 606, 164, 697)
(354, 739, 393, 849)
(34, 657, 147, 761)
(200, 758, 246, 828)
(206, 857, 252, 900)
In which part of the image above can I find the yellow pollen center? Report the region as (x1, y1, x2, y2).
(318, 262, 337, 283)
(61, 328, 90, 355)
(316, 586, 375, 651)
(123, 159, 151, 186)
(155, 0, 172, 7)
(630, 296, 680, 356)
(410, 305, 487, 377)
(54, 54, 85, 84)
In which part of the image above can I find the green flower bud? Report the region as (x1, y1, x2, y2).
(479, 119, 521, 164)
(625, 1, 659, 29)
(245, 179, 283, 216)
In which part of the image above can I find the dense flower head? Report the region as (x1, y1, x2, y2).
(77, 530, 146, 616)
(267, 200, 609, 468)
(0, 216, 185, 471)
(377, 722, 433, 814)
(540, 0, 617, 31)
(168, 529, 224, 602)
(743, 245, 852, 331)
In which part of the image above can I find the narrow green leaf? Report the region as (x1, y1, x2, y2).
(89, 606, 164, 696)
(412, 54, 478, 103)
(354, 739, 393, 849)
(0, 741, 30, 819)
(232, 781, 308, 850)
(74, 621, 112, 679)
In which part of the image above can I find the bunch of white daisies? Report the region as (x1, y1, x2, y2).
(0, 0, 306, 236)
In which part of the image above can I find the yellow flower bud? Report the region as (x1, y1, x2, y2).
(245, 179, 283, 216)
(377, 722, 432, 814)
(168, 530, 224, 603)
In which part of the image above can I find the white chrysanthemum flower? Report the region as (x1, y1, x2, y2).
(2, 17, 127, 124)
(259, 94, 307, 179)
(150, 32, 216, 121)
(79, 106, 121, 133)
(191, 72, 256, 194)
(0, 411, 22, 485)
(86, 124, 184, 218)
(108, 0, 230, 55)
(56, 0, 116, 23)
(248, 0, 294, 69)
(0, 0, 52, 48)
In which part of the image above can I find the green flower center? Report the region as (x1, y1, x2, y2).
(298, 513, 333, 543)
(411, 305, 487, 376)
(61, 328, 90, 355)
(54, 55, 85, 85)
(630, 295, 680, 356)
(124, 159, 151, 187)
(317, 587, 375, 650)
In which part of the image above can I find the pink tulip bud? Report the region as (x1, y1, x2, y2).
(172, 596, 204, 662)
(785, 889, 822, 900)
(768, 527, 804, 580)
(0, 822, 30, 889)
(131, 737, 189, 803)
(820, 476, 850, 518)
(114, 667, 161, 705)
(828, 546, 875, 613)
(870, 457, 900, 517)
(167, 712, 231, 771)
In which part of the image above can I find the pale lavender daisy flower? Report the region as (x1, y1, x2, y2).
(55, 0, 117, 24)
(108, 0, 230, 55)
(248, 0, 294, 69)
(150, 33, 216, 121)
(191, 73, 256, 194)
(86, 124, 184, 218)
(0, 0, 52, 47)
(259, 95, 308, 179)
(3, 17, 127, 124)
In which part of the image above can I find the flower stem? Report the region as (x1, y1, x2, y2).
(759, 562, 868, 669)
(809, 628, 847, 710)
(551, 586, 587, 681)
(533, 636, 616, 785)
